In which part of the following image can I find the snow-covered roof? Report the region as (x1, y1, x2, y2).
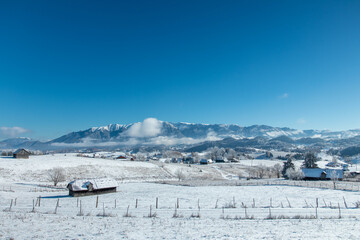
(67, 178, 118, 192)
(302, 168, 343, 179)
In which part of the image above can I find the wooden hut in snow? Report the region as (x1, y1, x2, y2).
(302, 168, 344, 180)
(67, 178, 118, 197)
(13, 149, 30, 159)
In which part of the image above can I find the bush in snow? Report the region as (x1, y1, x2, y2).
(285, 168, 304, 180)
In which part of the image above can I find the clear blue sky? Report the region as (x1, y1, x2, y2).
(1, 0, 359, 140)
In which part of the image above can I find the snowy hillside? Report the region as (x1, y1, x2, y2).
(1, 153, 360, 239)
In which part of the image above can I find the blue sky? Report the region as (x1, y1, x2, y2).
(1, 0, 360, 140)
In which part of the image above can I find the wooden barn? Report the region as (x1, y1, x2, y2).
(302, 168, 344, 180)
(13, 149, 30, 159)
(67, 178, 118, 197)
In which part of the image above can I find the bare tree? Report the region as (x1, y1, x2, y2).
(256, 165, 267, 179)
(225, 148, 237, 161)
(246, 168, 257, 179)
(332, 156, 338, 164)
(174, 169, 186, 181)
(163, 151, 183, 159)
(286, 168, 304, 180)
(273, 163, 282, 178)
(136, 153, 147, 161)
(208, 147, 226, 161)
(329, 170, 339, 189)
(192, 152, 201, 163)
(47, 167, 66, 186)
(266, 167, 273, 178)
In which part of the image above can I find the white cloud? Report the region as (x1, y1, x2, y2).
(279, 93, 289, 99)
(0, 126, 30, 138)
(142, 130, 222, 146)
(126, 118, 162, 137)
(51, 131, 222, 148)
(206, 130, 219, 141)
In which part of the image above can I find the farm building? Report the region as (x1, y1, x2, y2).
(215, 158, 226, 163)
(183, 157, 195, 164)
(200, 159, 213, 165)
(67, 178, 118, 197)
(302, 168, 344, 180)
(13, 149, 30, 159)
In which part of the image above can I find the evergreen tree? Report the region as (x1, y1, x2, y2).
(282, 158, 295, 178)
(303, 152, 318, 168)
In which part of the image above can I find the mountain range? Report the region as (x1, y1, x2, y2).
(1, 119, 360, 151)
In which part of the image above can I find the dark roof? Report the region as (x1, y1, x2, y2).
(14, 149, 30, 154)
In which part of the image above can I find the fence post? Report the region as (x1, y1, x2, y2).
(55, 199, 59, 214)
(286, 197, 291, 208)
(343, 197, 348, 209)
(268, 207, 272, 219)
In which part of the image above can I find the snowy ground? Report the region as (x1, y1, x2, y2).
(1, 154, 360, 239)
(1, 183, 360, 239)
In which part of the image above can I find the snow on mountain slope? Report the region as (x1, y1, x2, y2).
(2, 118, 360, 150)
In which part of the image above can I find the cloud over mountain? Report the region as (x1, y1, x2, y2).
(0, 126, 30, 138)
(126, 118, 162, 137)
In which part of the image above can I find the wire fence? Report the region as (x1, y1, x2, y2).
(164, 179, 360, 191)
(3, 192, 360, 221)
(3, 203, 359, 220)
(235, 180, 360, 191)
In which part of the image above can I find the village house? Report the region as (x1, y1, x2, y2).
(200, 159, 213, 164)
(67, 178, 118, 197)
(13, 149, 30, 159)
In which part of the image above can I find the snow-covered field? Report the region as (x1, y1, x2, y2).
(1, 183, 360, 239)
(1, 154, 360, 239)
